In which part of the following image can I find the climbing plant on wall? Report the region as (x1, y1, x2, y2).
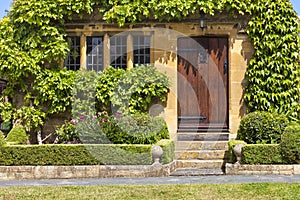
(0, 0, 95, 130)
(244, 1, 300, 118)
(0, 0, 299, 134)
(101, 0, 300, 118)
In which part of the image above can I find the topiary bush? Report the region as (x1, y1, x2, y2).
(280, 124, 300, 164)
(156, 139, 175, 164)
(5, 125, 28, 145)
(0, 130, 6, 147)
(237, 111, 289, 144)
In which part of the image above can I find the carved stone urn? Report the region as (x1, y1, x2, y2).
(152, 145, 163, 165)
(233, 143, 244, 165)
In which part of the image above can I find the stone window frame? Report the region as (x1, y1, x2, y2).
(65, 31, 154, 71)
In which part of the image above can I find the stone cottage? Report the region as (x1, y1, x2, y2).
(59, 9, 255, 174)
(64, 11, 253, 138)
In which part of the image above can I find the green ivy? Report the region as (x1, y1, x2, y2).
(101, 0, 300, 119)
(245, 0, 300, 118)
(34, 68, 76, 114)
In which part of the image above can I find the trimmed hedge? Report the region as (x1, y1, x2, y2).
(0, 139, 174, 166)
(157, 139, 175, 165)
(237, 111, 288, 144)
(280, 124, 300, 164)
(242, 144, 283, 164)
(228, 140, 247, 163)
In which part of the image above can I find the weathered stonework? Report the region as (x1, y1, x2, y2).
(1, 162, 299, 180)
(0, 162, 176, 180)
(226, 164, 300, 175)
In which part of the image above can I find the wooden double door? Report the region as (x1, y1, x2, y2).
(177, 37, 228, 131)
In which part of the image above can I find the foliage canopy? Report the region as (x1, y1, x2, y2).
(0, 0, 299, 134)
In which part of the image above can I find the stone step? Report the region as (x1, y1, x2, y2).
(175, 141, 228, 151)
(175, 150, 229, 160)
(177, 133, 229, 141)
(177, 128, 227, 133)
(170, 168, 225, 176)
(176, 159, 226, 169)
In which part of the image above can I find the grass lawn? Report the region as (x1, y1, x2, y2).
(0, 183, 299, 200)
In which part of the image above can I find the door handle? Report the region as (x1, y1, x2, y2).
(224, 59, 228, 75)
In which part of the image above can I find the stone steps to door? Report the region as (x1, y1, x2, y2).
(172, 132, 230, 176)
(175, 141, 228, 151)
(177, 128, 228, 133)
(176, 159, 226, 169)
(175, 150, 229, 160)
(171, 160, 227, 176)
(170, 168, 225, 176)
(177, 132, 229, 141)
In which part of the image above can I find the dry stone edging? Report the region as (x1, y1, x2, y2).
(226, 163, 300, 175)
(0, 162, 299, 180)
(0, 162, 177, 180)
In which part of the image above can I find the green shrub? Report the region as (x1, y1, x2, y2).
(55, 121, 79, 144)
(5, 126, 28, 145)
(103, 113, 170, 144)
(58, 112, 170, 145)
(237, 111, 289, 144)
(111, 65, 170, 114)
(228, 140, 247, 163)
(156, 139, 175, 164)
(76, 115, 111, 144)
(0, 130, 6, 147)
(280, 124, 300, 164)
(72, 70, 98, 117)
(1, 121, 11, 131)
(96, 66, 125, 112)
(242, 144, 283, 164)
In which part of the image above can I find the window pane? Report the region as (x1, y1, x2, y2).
(64, 36, 81, 71)
(110, 36, 127, 69)
(133, 35, 150, 66)
(87, 36, 103, 72)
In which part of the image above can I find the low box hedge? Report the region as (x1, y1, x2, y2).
(0, 139, 174, 166)
(156, 139, 175, 164)
(242, 144, 283, 164)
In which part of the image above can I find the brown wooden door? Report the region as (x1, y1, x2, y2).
(177, 37, 228, 131)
